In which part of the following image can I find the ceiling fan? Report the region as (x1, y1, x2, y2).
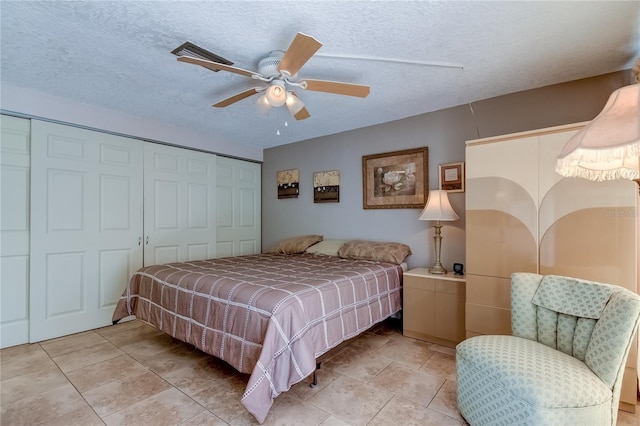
(175, 33, 370, 121)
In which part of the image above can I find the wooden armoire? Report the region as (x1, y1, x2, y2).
(465, 122, 638, 412)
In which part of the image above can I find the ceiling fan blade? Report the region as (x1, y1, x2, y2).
(293, 107, 310, 120)
(278, 33, 323, 76)
(178, 56, 259, 78)
(213, 88, 261, 108)
(303, 79, 370, 98)
(286, 92, 310, 120)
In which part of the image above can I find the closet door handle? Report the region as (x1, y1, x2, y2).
(138, 236, 142, 246)
(146, 236, 149, 245)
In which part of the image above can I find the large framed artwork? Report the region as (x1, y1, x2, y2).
(362, 147, 428, 209)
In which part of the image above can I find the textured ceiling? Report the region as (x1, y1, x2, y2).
(1, 1, 639, 152)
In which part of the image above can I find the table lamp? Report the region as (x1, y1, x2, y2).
(419, 189, 459, 274)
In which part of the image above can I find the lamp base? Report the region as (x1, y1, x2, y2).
(428, 264, 447, 275)
(429, 222, 447, 274)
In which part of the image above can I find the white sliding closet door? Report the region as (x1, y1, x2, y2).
(143, 143, 217, 265)
(1, 115, 31, 347)
(30, 121, 143, 342)
(216, 156, 261, 257)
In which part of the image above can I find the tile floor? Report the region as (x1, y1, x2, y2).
(1, 318, 639, 425)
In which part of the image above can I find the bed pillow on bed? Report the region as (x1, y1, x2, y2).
(304, 239, 349, 256)
(269, 235, 323, 254)
(338, 240, 412, 264)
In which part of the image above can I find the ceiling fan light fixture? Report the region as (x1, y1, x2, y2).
(265, 80, 287, 107)
(285, 92, 305, 115)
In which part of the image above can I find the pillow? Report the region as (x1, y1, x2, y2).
(338, 240, 412, 264)
(269, 235, 323, 254)
(304, 239, 349, 256)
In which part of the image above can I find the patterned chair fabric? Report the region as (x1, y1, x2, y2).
(456, 273, 640, 426)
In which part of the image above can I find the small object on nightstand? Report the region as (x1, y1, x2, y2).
(453, 263, 464, 275)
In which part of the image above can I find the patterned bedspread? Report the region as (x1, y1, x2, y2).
(112, 253, 403, 423)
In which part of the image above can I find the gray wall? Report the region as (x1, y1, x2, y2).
(262, 71, 631, 270)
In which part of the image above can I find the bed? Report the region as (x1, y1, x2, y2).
(111, 237, 408, 423)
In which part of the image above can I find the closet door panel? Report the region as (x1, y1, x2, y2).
(30, 121, 143, 342)
(216, 157, 261, 257)
(143, 144, 217, 266)
(0, 115, 31, 348)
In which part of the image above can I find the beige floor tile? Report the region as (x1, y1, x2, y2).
(348, 333, 391, 354)
(0, 382, 90, 425)
(617, 407, 640, 426)
(316, 341, 350, 364)
(231, 393, 330, 426)
(99, 322, 166, 347)
(1, 318, 638, 426)
(161, 355, 245, 396)
(430, 343, 457, 356)
(318, 415, 353, 426)
(39, 330, 108, 357)
(180, 410, 229, 426)
(374, 337, 435, 369)
(96, 318, 145, 338)
(307, 375, 392, 426)
(369, 319, 404, 340)
(82, 370, 172, 417)
(138, 341, 209, 376)
(102, 387, 205, 426)
(191, 375, 248, 423)
(419, 351, 457, 381)
(287, 366, 342, 401)
(240, 393, 329, 426)
(52, 341, 124, 373)
(0, 344, 57, 380)
(119, 332, 185, 360)
(368, 362, 445, 408)
(428, 379, 464, 422)
(324, 346, 391, 381)
(368, 396, 464, 426)
(65, 354, 149, 392)
(38, 404, 105, 426)
(0, 342, 44, 359)
(0, 366, 68, 406)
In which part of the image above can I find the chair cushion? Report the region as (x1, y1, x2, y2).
(532, 275, 615, 319)
(457, 335, 611, 409)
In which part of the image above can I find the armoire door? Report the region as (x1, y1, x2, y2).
(1, 115, 31, 347)
(215, 156, 261, 257)
(143, 143, 217, 265)
(29, 120, 144, 342)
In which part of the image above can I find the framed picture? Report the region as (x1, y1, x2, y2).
(439, 162, 465, 192)
(277, 168, 299, 199)
(362, 147, 428, 209)
(313, 170, 340, 203)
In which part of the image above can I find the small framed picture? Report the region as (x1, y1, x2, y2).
(313, 170, 340, 203)
(277, 168, 299, 199)
(439, 162, 465, 192)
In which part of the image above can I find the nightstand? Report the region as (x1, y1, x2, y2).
(402, 267, 466, 348)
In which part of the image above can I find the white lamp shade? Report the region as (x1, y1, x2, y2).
(265, 80, 287, 107)
(556, 83, 640, 181)
(419, 189, 459, 221)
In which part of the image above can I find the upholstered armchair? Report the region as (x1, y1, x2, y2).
(456, 273, 640, 425)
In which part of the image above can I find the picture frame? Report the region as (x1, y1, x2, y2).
(362, 147, 428, 209)
(277, 168, 299, 199)
(439, 161, 465, 192)
(313, 170, 340, 203)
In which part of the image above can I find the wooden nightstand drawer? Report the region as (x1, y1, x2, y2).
(402, 268, 466, 347)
